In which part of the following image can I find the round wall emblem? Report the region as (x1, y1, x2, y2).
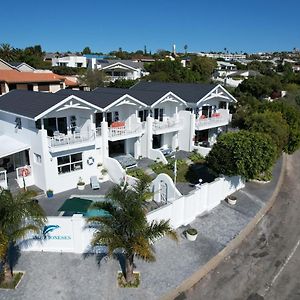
(87, 157, 94, 165)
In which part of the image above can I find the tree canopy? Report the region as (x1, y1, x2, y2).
(207, 131, 277, 180)
(79, 69, 107, 90)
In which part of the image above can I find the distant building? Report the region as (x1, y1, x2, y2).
(88, 59, 148, 82)
(52, 56, 87, 68)
(197, 52, 247, 61)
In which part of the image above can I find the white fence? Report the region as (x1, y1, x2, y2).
(149, 148, 168, 164)
(147, 174, 245, 229)
(20, 173, 244, 254)
(103, 157, 126, 184)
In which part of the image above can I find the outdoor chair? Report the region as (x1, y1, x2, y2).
(90, 176, 100, 190)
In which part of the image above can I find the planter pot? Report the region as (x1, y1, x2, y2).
(77, 184, 85, 191)
(227, 196, 237, 205)
(46, 191, 53, 198)
(186, 230, 198, 241)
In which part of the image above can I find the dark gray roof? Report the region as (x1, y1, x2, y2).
(93, 87, 167, 106)
(130, 81, 218, 103)
(0, 90, 66, 119)
(56, 89, 124, 108)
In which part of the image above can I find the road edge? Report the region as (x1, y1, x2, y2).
(161, 154, 288, 300)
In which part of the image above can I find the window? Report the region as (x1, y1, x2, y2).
(35, 119, 42, 130)
(113, 111, 119, 122)
(34, 153, 42, 164)
(57, 153, 83, 174)
(154, 108, 164, 121)
(138, 110, 149, 122)
(219, 101, 227, 109)
(15, 117, 22, 129)
(38, 83, 50, 92)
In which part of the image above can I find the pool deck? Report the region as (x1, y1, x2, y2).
(37, 180, 115, 216)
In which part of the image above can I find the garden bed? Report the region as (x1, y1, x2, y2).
(117, 271, 140, 288)
(0, 272, 24, 289)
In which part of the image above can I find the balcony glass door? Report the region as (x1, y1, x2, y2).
(57, 117, 67, 134)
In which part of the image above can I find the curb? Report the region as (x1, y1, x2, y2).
(161, 154, 288, 300)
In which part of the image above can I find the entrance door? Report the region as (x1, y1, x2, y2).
(201, 106, 213, 118)
(153, 134, 162, 149)
(106, 112, 112, 126)
(57, 117, 67, 134)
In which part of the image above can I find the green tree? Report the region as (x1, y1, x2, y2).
(0, 189, 46, 284)
(87, 180, 177, 283)
(244, 111, 289, 156)
(207, 131, 276, 180)
(82, 47, 92, 55)
(79, 69, 107, 90)
(0, 43, 16, 61)
(190, 56, 217, 82)
(108, 79, 137, 89)
(266, 102, 300, 153)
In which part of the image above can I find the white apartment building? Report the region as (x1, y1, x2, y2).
(0, 82, 236, 194)
(198, 52, 247, 61)
(88, 59, 148, 82)
(52, 56, 87, 68)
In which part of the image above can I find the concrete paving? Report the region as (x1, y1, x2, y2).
(182, 153, 300, 300)
(0, 157, 283, 300)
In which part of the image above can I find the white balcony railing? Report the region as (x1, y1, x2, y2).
(0, 169, 7, 189)
(152, 117, 180, 132)
(109, 124, 142, 139)
(48, 131, 95, 149)
(195, 110, 231, 130)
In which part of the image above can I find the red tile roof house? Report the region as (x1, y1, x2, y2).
(0, 70, 80, 95)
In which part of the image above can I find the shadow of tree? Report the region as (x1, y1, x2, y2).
(185, 163, 216, 184)
(8, 243, 21, 274)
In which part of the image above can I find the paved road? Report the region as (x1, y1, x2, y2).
(181, 152, 300, 300)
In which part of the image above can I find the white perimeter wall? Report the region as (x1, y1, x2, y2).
(20, 174, 244, 254)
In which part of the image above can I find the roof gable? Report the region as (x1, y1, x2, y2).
(197, 84, 237, 105)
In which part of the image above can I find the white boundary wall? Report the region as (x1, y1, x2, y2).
(20, 174, 244, 254)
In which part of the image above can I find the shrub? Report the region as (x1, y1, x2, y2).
(207, 131, 277, 180)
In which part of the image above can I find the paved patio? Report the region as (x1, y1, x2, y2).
(37, 180, 115, 216)
(0, 158, 282, 300)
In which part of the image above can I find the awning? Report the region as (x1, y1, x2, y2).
(0, 135, 30, 158)
(58, 198, 93, 214)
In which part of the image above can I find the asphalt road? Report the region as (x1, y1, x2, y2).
(180, 151, 300, 300)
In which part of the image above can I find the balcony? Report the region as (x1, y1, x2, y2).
(48, 130, 95, 152)
(195, 109, 232, 131)
(108, 122, 143, 141)
(152, 117, 182, 134)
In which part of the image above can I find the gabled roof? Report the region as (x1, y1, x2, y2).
(0, 70, 63, 83)
(0, 90, 103, 120)
(0, 90, 66, 119)
(130, 81, 218, 103)
(93, 87, 170, 106)
(94, 59, 145, 70)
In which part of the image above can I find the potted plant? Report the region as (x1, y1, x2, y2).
(77, 177, 85, 190)
(227, 195, 237, 205)
(46, 189, 53, 198)
(186, 228, 198, 241)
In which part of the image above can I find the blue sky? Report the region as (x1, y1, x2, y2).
(1, 0, 299, 54)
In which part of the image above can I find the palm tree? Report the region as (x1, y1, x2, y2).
(0, 43, 16, 62)
(87, 179, 178, 283)
(0, 189, 46, 283)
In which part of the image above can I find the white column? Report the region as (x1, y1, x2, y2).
(101, 120, 109, 159)
(146, 116, 153, 157)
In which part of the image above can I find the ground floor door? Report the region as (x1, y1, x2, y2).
(153, 134, 162, 149)
(109, 140, 125, 157)
(195, 130, 209, 144)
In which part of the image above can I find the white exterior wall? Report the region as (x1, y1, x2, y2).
(20, 174, 244, 254)
(178, 110, 194, 152)
(52, 56, 87, 68)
